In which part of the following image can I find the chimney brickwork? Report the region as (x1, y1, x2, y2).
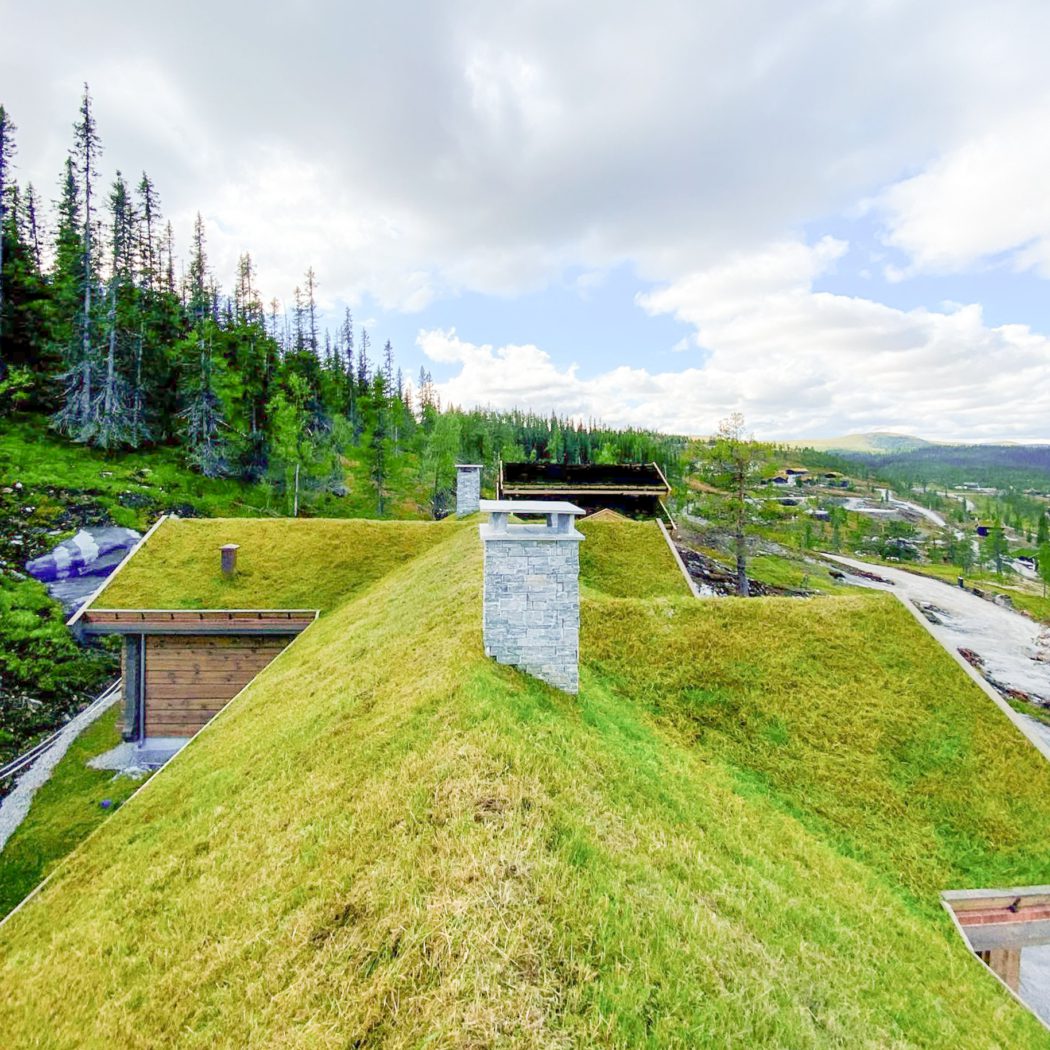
(479, 500, 585, 693)
(456, 464, 483, 516)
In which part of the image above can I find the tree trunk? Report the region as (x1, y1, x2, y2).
(736, 530, 749, 597)
(132, 329, 143, 444)
(736, 469, 749, 596)
(103, 284, 117, 420)
(293, 462, 299, 518)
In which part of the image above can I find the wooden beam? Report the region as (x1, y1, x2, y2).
(979, 948, 1022, 992)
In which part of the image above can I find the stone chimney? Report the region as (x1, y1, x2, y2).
(220, 543, 239, 576)
(456, 464, 483, 516)
(479, 499, 585, 693)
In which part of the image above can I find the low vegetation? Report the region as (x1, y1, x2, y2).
(0, 705, 144, 917)
(0, 574, 114, 764)
(577, 515, 689, 599)
(3, 524, 1049, 1047)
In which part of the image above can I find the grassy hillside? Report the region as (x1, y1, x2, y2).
(789, 432, 933, 454)
(0, 414, 434, 529)
(2, 526, 1049, 1047)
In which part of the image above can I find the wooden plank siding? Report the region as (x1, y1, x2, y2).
(143, 634, 291, 737)
(78, 608, 317, 740)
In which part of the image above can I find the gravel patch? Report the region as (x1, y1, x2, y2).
(0, 686, 121, 854)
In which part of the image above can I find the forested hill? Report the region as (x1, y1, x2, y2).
(796, 442, 1050, 491)
(0, 88, 680, 516)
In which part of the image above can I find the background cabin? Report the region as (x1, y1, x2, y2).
(79, 609, 316, 756)
(498, 461, 672, 519)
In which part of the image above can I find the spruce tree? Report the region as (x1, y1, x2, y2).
(370, 371, 389, 516)
(95, 171, 137, 448)
(22, 183, 41, 272)
(0, 104, 16, 368)
(179, 214, 227, 475)
(66, 84, 103, 438)
(52, 95, 103, 442)
(304, 266, 318, 352)
(357, 327, 370, 389)
(136, 172, 160, 292)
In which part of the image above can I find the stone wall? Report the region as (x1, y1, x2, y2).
(456, 465, 482, 516)
(481, 530, 582, 693)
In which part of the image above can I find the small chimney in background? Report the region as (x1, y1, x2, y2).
(220, 543, 240, 577)
(456, 464, 483, 516)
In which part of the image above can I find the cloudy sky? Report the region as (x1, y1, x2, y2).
(5, 0, 1050, 440)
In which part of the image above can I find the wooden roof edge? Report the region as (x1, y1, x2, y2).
(66, 513, 170, 629)
(83, 608, 320, 616)
(501, 485, 670, 495)
(79, 608, 320, 635)
(943, 886, 1050, 909)
(651, 460, 672, 492)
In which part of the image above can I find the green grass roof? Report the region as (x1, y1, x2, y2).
(6, 524, 1050, 1046)
(577, 516, 691, 599)
(92, 515, 467, 613)
(90, 512, 691, 613)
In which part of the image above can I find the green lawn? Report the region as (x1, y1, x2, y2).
(0, 705, 148, 918)
(577, 516, 690, 599)
(2, 526, 1049, 1046)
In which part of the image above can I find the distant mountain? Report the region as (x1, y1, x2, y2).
(787, 432, 934, 454)
(791, 435, 1050, 489)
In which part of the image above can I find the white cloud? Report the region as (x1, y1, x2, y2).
(8, 1, 1050, 305)
(425, 239, 1050, 441)
(879, 102, 1050, 275)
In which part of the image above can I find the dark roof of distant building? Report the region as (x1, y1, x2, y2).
(500, 461, 670, 496)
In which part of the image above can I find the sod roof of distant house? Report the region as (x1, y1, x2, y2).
(90, 515, 466, 615)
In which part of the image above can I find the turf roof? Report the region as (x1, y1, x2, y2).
(89, 513, 691, 613)
(6, 521, 1050, 1046)
(91, 515, 468, 614)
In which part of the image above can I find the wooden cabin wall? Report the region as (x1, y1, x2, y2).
(143, 635, 293, 737)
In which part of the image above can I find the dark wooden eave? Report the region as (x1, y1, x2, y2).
(79, 609, 319, 636)
(944, 886, 1050, 951)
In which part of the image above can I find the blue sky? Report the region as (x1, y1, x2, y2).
(344, 264, 695, 388)
(6, 0, 1050, 440)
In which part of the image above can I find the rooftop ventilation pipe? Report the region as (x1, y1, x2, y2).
(220, 543, 240, 577)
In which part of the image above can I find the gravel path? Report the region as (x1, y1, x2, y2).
(877, 489, 949, 530)
(0, 684, 121, 854)
(826, 554, 1050, 759)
